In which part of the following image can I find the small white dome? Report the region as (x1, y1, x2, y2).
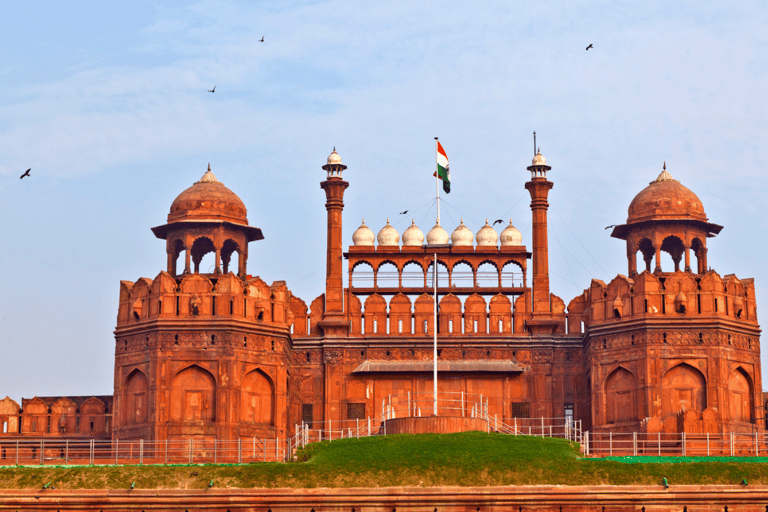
(476, 219, 498, 247)
(352, 219, 375, 246)
(426, 222, 449, 245)
(500, 219, 522, 246)
(532, 149, 546, 166)
(451, 219, 473, 246)
(402, 219, 424, 246)
(327, 147, 342, 165)
(377, 219, 400, 246)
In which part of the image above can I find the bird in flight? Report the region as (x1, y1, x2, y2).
(19, 168, 31, 179)
(399, 210, 408, 215)
(208, 85, 216, 93)
(493, 219, 503, 226)
(259, 36, 265, 42)
(586, 44, 593, 51)
(605, 224, 616, 230)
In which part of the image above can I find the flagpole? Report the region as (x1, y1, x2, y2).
(433, 136, 439, 417)
(435, 137, 440, 225)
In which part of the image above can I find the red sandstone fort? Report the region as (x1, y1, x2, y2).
(0, 148, 761, 442)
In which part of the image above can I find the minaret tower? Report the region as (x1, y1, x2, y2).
(318, 148, 350, 337)
(524, 135, 558, 334)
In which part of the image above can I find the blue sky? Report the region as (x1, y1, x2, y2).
(1, 1, 767, 400)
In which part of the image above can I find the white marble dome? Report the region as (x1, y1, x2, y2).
(352, 219, 375, 246)
(402, 219, 424, 246)
(500, 219, 523, 246)
(476, 219, 498, 247)
(532, 149, 546, 166)
(377, 219, 400, 246)
(451, 219, 473, 246)
(327, 147, 342, 165)
(426, 222, 449, 245)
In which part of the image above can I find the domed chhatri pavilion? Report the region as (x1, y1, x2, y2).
(0, 148, 761, 443)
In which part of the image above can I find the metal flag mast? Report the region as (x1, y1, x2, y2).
(433, 137, 439, 416)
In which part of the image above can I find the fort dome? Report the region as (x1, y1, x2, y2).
(352, 219, 375, 246)
(476, 219, 498, 247)
(377, 219, 400, 246)
(402, 220, 424, 246)
(451, 219, 473, 246)
(168, 166, 248, 224)
(626, 165, 707, 224)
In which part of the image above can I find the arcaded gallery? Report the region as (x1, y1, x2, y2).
(0, 145, 762, 453)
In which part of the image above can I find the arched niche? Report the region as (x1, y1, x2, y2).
(170, 365, 216, 422)
(661, 363, 706, 417)
(728, 367, 754, 423)
(604, 367, 637, 424)
(124, 369, 149, 425)
(240, 369, 274, 425)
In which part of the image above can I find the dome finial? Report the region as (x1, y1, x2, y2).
(663, 161, 666, 170)
(196, 163, 220, 184)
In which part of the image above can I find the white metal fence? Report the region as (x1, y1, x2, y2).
(8, 393, 763, 465)
(584, 431, 768, 457)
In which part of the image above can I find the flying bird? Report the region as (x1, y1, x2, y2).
(399, 210, 408, 215)
(208, 86, 216, 93)
(20, 168, 31, 179)
(493, 219, 503, 226)
(586, 44, 593, 50)
(259, 36, 265, 42)
(605, 224, 616, 230)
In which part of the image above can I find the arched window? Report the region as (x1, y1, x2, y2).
(660, 235, 685, 272)
(451, 261, 474, 288)
(221, 239, 240, 274)
(350, 262, 374, 288)
(376, 262, 399, 288)
(476, 262, 499, 287)
(401, 262, 424, 288)
(191, 237, 216, 274)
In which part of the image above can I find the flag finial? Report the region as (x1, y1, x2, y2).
(533, 131, 536, 156)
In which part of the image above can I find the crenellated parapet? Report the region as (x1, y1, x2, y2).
(567, 270, 758, 333)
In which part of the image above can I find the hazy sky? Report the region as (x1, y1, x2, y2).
(1, 1, 767, 401)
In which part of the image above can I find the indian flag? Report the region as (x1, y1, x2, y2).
(436, 141, 451, 193)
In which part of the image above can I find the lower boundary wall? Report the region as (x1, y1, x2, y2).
(1, 485, 768, 511)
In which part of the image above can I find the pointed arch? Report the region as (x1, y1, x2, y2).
(728, 367, 754, 423)
(241, 369, 274, 425)
(124, 369, 149, 425)
(662, 363, 706, 416)
(604, 367, 637, 424)
(170, 365, 216, 422)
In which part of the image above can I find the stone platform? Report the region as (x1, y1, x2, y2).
(384, 415, 487, 434)
(2, 485, 768, 511)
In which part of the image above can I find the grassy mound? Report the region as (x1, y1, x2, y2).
(1, 432, 767, 489)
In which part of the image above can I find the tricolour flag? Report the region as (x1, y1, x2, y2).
(436, 141, 450, 193)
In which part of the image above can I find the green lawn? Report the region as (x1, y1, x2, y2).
(1, 432, 767, 489)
